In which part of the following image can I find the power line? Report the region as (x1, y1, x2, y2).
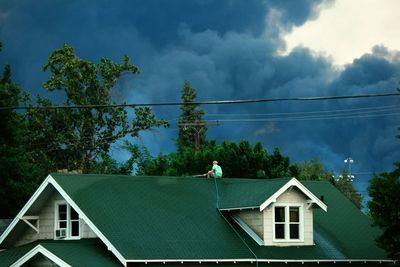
(179, 111, 400, 124)
(171, 109, 400, 125)
(0, 92, 398, 111)
(204, 104, 400, 117)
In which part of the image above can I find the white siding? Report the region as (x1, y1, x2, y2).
(234, 209, 263, 238)
(16, 191, 97, 246)
(263, 187, 314, 246)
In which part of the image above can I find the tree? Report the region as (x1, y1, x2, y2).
(0, 42, 45, 218)
(368, 165, 400, 259)
(142, 139, 296, 179)
(177, 80, 207, 151)
(88, 142, 150, 175)
(26, 44, 168, 172)
(332, 169, 362, 209)
(296, 159, 334, 181)
(366, 84, 400, 259)
(296, 159, 362, 208)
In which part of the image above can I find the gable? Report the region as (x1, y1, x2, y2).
(0, 181, 97, 248)
(259, 178, 327, 212)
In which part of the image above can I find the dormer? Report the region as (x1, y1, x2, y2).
(221, 177, 327, 246)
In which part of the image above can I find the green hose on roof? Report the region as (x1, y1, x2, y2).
(213, 176, 259, 267)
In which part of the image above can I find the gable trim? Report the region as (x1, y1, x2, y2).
(47, 175, 126, 266)
(10, 244, 72, 267)
(259, 178, 327, 212)
(0, 175, 53, 246)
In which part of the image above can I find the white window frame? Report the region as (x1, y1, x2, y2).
(272, 203, 304, 243)
(54, 201, 80, 240)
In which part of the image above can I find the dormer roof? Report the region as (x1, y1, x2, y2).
(218, 177, 327, 211)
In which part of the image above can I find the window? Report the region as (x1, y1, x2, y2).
(274, 205, 302, 241)
(55, 202, 80, 239)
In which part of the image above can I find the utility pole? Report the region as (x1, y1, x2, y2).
(178, 120, 219, 150)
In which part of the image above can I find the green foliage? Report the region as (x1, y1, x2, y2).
(331, 169, 362, 209)
(295, 159, 362, 208)
(27, 44, 168, 172)
(0, 43, 45, 218)
(368, 165, 400, 259)
(367, 111, 400, 259)
(0, 42, 169, 216)
(297, 159, 334, 181)
(88, 142, 150, 175)
(177, 80, 206, 151)
(142, 140, 296, 179)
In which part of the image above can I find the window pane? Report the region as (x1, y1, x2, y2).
(275, 207, 285, 222)
(71, 221, 79, 236)
(59, 221, 67, 229)
(71, 207, 79, 220)
(58, 204, 67, 212)
(275, 224, 285, 239)
(58, 204, 67, 220)
(290, 224, 299, 239)
(289, 207, 299, 222)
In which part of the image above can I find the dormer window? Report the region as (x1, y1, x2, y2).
(55, 201, 80, 239)
(273, 205, 302, 241)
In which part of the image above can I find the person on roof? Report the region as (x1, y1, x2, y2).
(204, 161, 223, 178)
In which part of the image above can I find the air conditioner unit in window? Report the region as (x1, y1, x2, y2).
(55, 229, 67, 239)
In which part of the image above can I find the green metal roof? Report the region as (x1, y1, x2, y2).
(0, 239, 121, 267)
(219, 177, 291, 209)
(52, 174, 253, 260)
(48, 174, 388, 262)
(304, 181, 386, 259)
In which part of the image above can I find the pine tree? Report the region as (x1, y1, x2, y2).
(177, 80, 207, 151)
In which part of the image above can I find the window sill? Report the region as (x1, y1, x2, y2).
(54, 236, 81, 241)
(273, 239, 304, 243)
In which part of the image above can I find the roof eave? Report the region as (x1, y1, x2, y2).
(125, 258, 396, 264)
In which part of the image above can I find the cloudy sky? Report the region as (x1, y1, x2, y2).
(1, 0, 399, 197)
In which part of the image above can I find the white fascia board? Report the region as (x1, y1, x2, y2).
(47, 175, 126, 266)
(259, 177, 327, 212)
(10, 244, 72, 267)
(0, 175, 53, 245)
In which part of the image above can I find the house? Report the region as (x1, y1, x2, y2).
(0, 173, 394, 267)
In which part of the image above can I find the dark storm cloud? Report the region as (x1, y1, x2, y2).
(1, 0, 399, 193)
(265, 0, 333, 28)
(129, 27, 400, 188)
